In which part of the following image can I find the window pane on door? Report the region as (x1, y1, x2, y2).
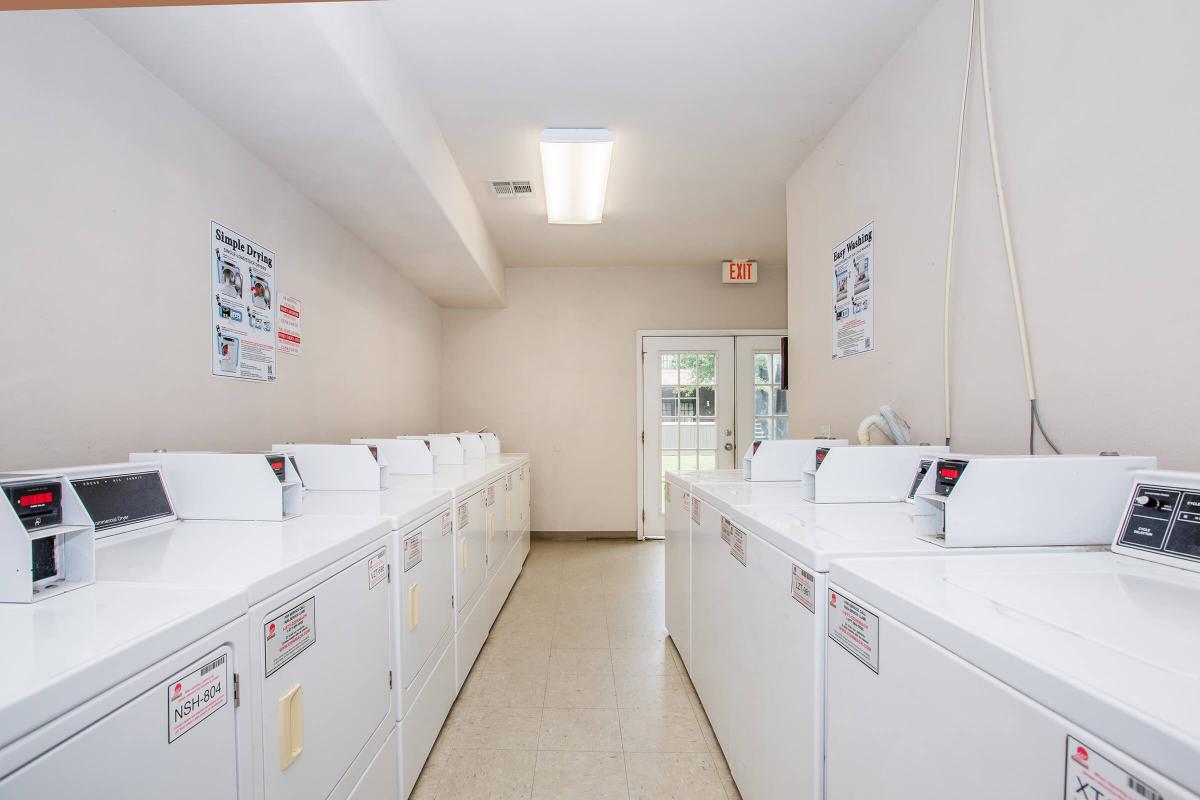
(656, 349, 721, 513)
(753, 350, 789, 441)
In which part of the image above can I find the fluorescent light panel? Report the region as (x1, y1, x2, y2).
(539, 128, 613, 224)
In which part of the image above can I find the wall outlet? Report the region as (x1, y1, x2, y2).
(817, 424, 832, 438)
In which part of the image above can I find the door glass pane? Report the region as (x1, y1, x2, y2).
(698, 450, 718, 470)
(660, 422, 678, 449)
(654, 349, 722, 515)
(697, 386, 715, 416)
(752, 350, 788, 442)
(755, 354, 770, 383)
(678, 387, 697, 417)
(697, 421, 717, 449)
(680, 421, 698, 449)
(660, 354, 678, 386)
(755, 387, 770, 416)
(678, 450, 698, 471)
(696, 353, 717, 383)
(678, 354, 697, 384)
(773, 353, 782, 384)
(774, 388, 788, 415)
(755, 417, 772, 439)
(776, 416, 789, 438)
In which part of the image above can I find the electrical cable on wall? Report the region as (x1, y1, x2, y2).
(944, 0, 1061, 454)
(943, 0, 977, 448)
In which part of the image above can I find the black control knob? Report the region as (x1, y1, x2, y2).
(1135, 495, 1160, 510)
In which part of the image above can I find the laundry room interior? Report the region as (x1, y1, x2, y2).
(1, 0, 1197, 798)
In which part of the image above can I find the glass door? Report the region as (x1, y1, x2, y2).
(642, 336, 735, 538)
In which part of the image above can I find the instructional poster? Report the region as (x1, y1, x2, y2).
(277, 294, 302, 356)
(831, 221, 874, 360)
(211, 221, 277, 381)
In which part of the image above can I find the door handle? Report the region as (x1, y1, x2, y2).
(461, 539, 467, 571)
(724, 443, 734, 451)
(279, 684, 304, 770)
(409, 583, 420, 630)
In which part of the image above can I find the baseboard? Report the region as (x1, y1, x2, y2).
(531, 531, 638, 541)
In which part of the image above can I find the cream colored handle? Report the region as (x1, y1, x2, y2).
(409, 583, 420, 630)
(279, 684, 304, 770)
(460, 538, 467, 571)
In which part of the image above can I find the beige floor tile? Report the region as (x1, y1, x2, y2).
(489, 621, 555, 649)
(436, 749, 536, 800)
(475, 646, 551, 676)
(538, 707, 623, 752)
(549, 647, 613, 675)
(608, 622, 669, 650)
(445, 706, 543, 750)
(624, 752, 728, 800)
(611, 647, 678, 676)
(459, 671, 548, 708)
(614, 674, 693, 711)
(618, 708, 708, 753)
(544, 672, 617, 709)
(552, 621, 610, 648)
(531, 751, 629, 800)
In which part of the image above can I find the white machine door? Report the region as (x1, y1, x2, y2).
(0, 646, 240, 798)
(260, 544, 393, 800)
(455, 489, 486, 622)
(642, 336, 736, 538)
(500, 472, 515, 555)
(663, 482, 692, 670)
(400, 509, 454, 692)
(517, 465, 530, 532)
(484, 480, 503, 578)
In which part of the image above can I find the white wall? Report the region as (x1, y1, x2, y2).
(0, 11, 442, 469)
(441, 266, 787, 533)
(786, 0, 1200, 466)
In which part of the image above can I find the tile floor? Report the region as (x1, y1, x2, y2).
(411, 538, 741, 800)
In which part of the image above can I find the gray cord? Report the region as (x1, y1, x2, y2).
(1029, 399, 1061, 455)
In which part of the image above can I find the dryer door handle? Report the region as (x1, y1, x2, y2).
(279, 683, 304, 770)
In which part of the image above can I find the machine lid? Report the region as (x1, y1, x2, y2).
(0, 581, 244, 750)
(829, 551, 1200, 789)
(95, 515, 391, 604)
(299, 487, 451, 530)
(690, 480, 808, 508)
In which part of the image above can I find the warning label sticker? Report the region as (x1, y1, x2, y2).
(368, 547, 388, 589)
(730, 527, 747, 565)
(457, 502, 469, 529)
(404, 532, 423, 572)
(1065, 736, 1168, 800)
(441, 511, 452, 537)
(828, 590, 879, 673)
(791, 564, 816, 613)
(720, 516, 733, 544)
(691, 496, 701, 524)
(264, 596, 316, 677)
(167, 651, 229, 744)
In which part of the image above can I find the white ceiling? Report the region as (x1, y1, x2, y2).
(379, 0, 937, 268)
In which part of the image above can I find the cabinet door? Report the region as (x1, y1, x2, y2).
(1, 646, 240, 799)
(260, 544, 393, 800)
(400, 508, 454, 692)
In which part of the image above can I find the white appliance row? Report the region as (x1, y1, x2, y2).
(665, 444, 1200, 800)
(0, 439, 531, 800)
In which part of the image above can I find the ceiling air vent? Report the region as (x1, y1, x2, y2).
(489, 180, 534, 198)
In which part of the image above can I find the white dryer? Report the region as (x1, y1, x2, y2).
(826, 468, 1200, 798)
(68, 456, 397, 800)
(0, 470, 251, 798)
(282, 444, 456, 799)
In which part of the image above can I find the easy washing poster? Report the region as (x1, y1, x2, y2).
(211, 221, 277, 381)
(831, 221, 874, 360)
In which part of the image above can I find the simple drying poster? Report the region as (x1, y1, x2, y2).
(211, 221, 277, 382)
(831, 221, 874, 360)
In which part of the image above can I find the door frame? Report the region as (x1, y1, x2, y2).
(635, 329, 787, 540)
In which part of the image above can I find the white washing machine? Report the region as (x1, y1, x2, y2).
(685, 454, 1155, 800)
(391, 456, 529, 689)
(0, 472, 252, 798)
(826, 469, 1200, 798)
(68, 456, 397, 800)
(282, 444, 456, 799)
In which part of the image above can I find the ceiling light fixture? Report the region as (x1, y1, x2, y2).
(539, 128, 613, 224)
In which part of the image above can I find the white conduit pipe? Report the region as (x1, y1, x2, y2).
(943, 0, 977, 447)
(979, 0, 1038, 404)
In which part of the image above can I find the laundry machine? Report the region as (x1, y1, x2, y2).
(281, 444, 455, 799)
(686, 453, 1155, 800)
(439, 433, 485, 461)
(799, 444, 949, 502)
(67, 455, 397, 800)
(0, 472, 252, 798)
(825, 468, 1200, 799)
(400, 436, 464, 466)
(742, 438, 848, 481)
(352, 438, 436, 475)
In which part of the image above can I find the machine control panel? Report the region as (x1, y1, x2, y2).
(934, 459, 968, 496)
(908, 459, 933, 500)
(266, 454, 287, 482)
(814, 447, 830, 470)
(71, 471, 174, 532)
(4, 482, 62, 530)
(367, 445, 379, 461)
(1118, 484, 1200, 562)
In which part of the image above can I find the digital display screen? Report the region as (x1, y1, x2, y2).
(939, 468, 959, 480)
(72, 471, 174, 532)
(18, 491, 54, 507)
(267, 455, 286, 481)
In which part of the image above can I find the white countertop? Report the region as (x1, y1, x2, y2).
(300, 486, 451, 531)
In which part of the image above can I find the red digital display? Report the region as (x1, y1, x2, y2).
(939, 468, 959, 480)
(269, 459, 284, 470)
(18, 492, 53, 507)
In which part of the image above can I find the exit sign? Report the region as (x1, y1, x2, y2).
(722, 260, 757, 284)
